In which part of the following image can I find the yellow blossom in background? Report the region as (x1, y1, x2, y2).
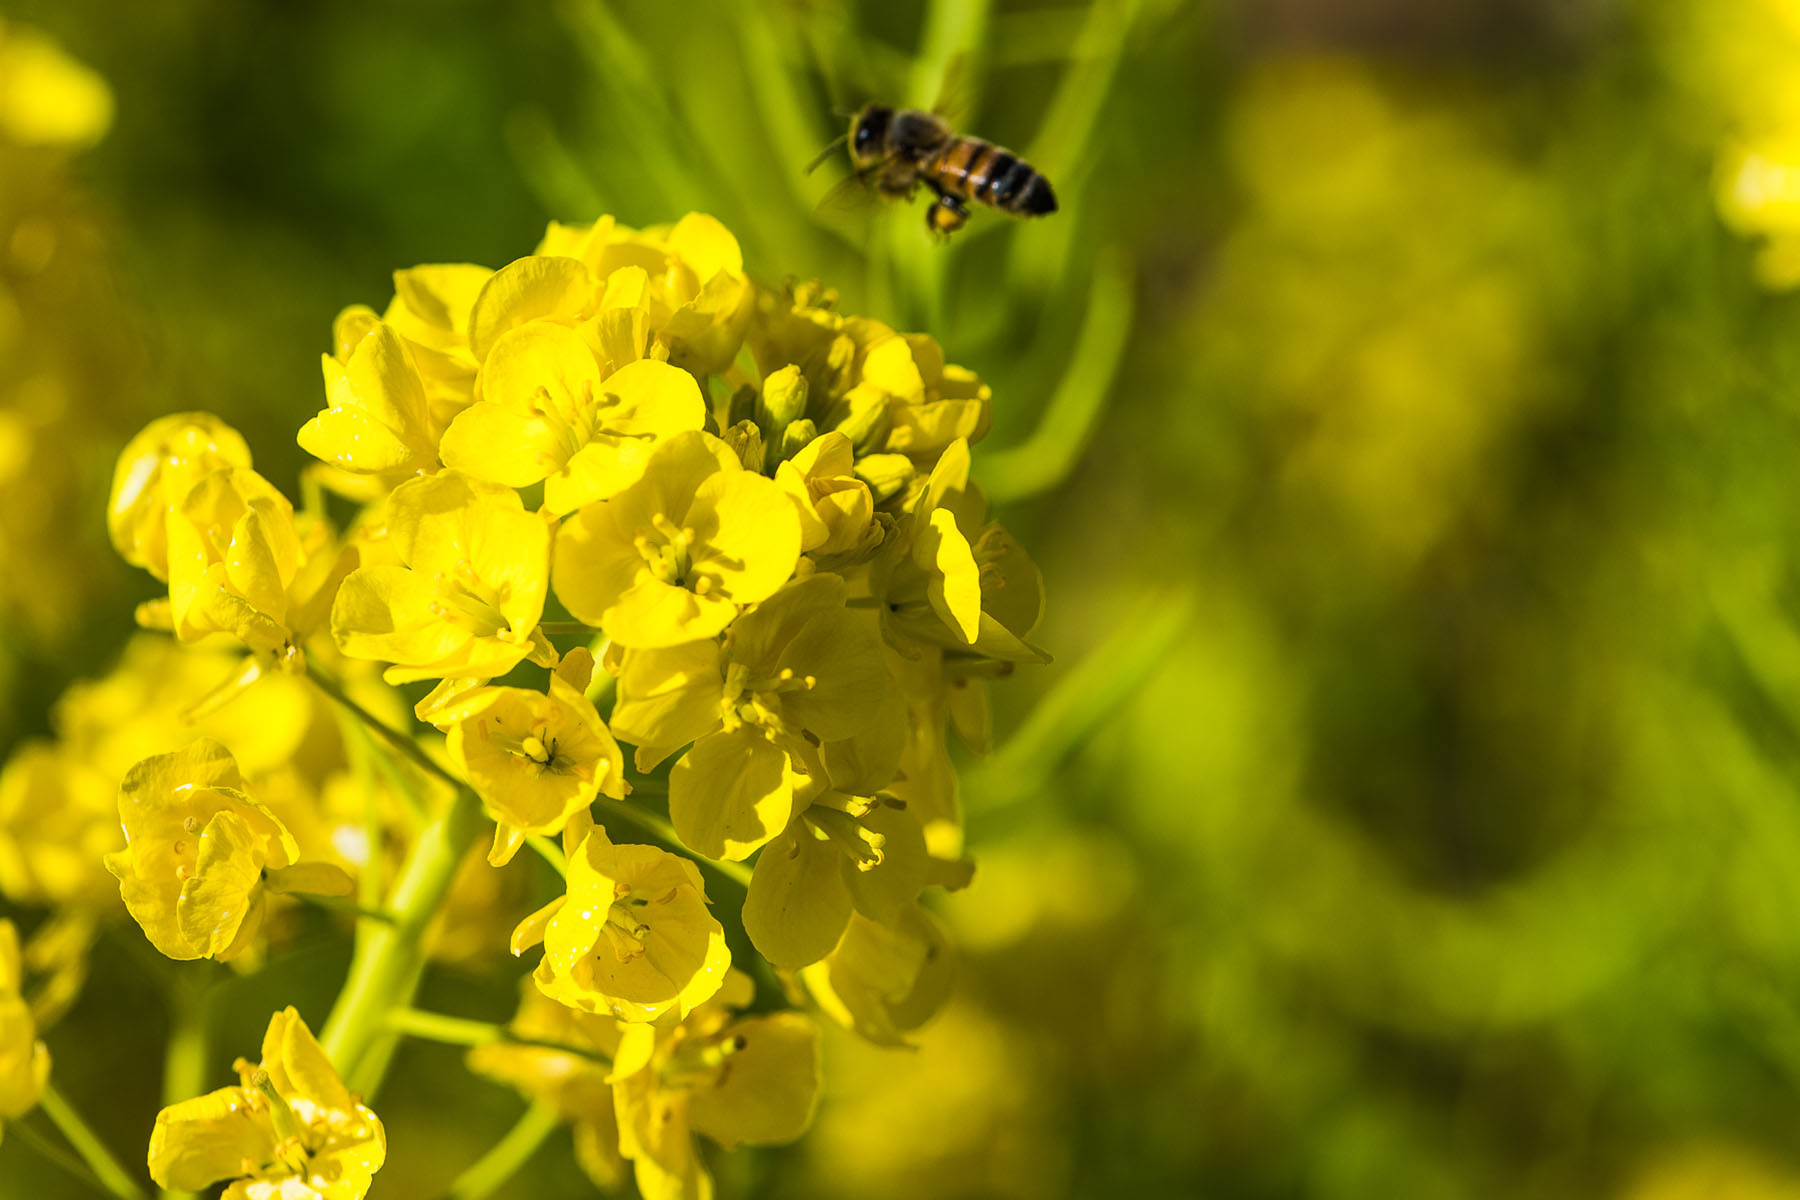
(799, 903, 955, 1047)
(610, 971, 820, 1200)
(467, 983, 626, 1190)
(1666, 0, 1800, 286)
(149, 1007, 385, 1199)
(0, 919, 50, 1138)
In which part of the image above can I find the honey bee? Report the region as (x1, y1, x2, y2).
(811, 104, 1058, 237)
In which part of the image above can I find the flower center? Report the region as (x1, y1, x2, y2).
(428, 563, 510, 638)
(634, 512, 695, 586)
(803, 805, 885, 871)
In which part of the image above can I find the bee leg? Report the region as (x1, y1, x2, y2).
(926, 193, 968, 239)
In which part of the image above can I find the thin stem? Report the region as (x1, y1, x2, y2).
(161, 971, 214, 1109)
(319, 774, 486, 1096)
(594, 796, 751, 890)
(288, 892, 398, 925)
(308, 668, 462, 795)
(11, 1116, 122, 1198)
(525, 834, 567, 877)
(447, 1100, 562, 1200)
(387, 1008, 611, 1066)
(38, 1083, 147, 1200)
(537, 621, 603, 636)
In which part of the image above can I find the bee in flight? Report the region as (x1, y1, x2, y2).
(810, 103, 1057, 237)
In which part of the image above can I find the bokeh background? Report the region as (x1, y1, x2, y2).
(11, 0, 1800, 1196)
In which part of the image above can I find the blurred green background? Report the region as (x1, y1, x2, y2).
(14, 0, 1800, 1196)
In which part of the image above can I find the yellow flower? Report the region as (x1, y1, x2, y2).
(747, 285, 989, 465)
(742, 794, 930, 968)
(467, 982, 626, 1191)
(439, 321, 705, 513)
(799, 903, 955, 1046)
(163, 465, 307, 661)
(538, 213, 755, 375)
(331, 470, 553, 683)
(873, 439, 1046, 663)
(609, 970, 820, 1200)
(108, 412, 252, 582)
(370, 262, 489, 417)
(440, 649, 629, 866)
(775, 430, 878, 559)
(104, 740, 348, 962)
(845, 321, 992, 463)
(301, 321, 442, 477)
(512, 818, 730, 1024)
(553, 430, 801, 649)
(148, 1006, 385, 1199)
(606, 574, 896, 863)
(0, 919, 50, 1135)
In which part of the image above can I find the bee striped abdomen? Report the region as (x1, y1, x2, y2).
(930, 136, 1056, 216)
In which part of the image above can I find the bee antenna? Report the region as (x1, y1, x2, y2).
(832, 107, 859, 120)
(804, 133, 849, 176)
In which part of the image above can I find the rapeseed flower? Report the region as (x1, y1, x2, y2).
(610, 971, 820, 1200)
(439, 323, 705, 513)
(513, 817, 731, 1024)
(148, 1007, 385, 1199)
(105, 741, 349, 962)
(331, 470, 553, 682)
(553, 430, 801, 648)
(440, 648, 629, 865)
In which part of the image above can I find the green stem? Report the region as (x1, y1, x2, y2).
(525, 834, 568, 877)
(388, 1008, 611, 1066)
(161, 972, 213, 1110)
(308, 669, 461, 795)
(319, 781, 485, 1096)
(447, 1101, 562, 1200)
(594, 796, 751, 890)
(11, 1116, 124, 1199)
(288, 893, 398, 925)
(537, 621, 603, 636)
(38, 1083, 147, 1200)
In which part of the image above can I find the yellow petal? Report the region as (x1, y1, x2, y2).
(687, 472, 801, 606)
(609, 642, 723, 752)
(468, 255, 594, 361)
(147, 1086, 276, 1191)
(176, 810, 264, 959)
(686, 1013, 820, 1149)
(743, 822, 851, 967)
(669, 730, 801, 861)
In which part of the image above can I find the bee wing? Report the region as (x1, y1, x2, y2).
(813, 166, 883, 215)
(930, 52, 974, 126)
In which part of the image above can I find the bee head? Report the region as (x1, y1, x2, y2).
(849, 105, 893, 167)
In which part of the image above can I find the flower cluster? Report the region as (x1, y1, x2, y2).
(7, 210, 1044, 1197)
